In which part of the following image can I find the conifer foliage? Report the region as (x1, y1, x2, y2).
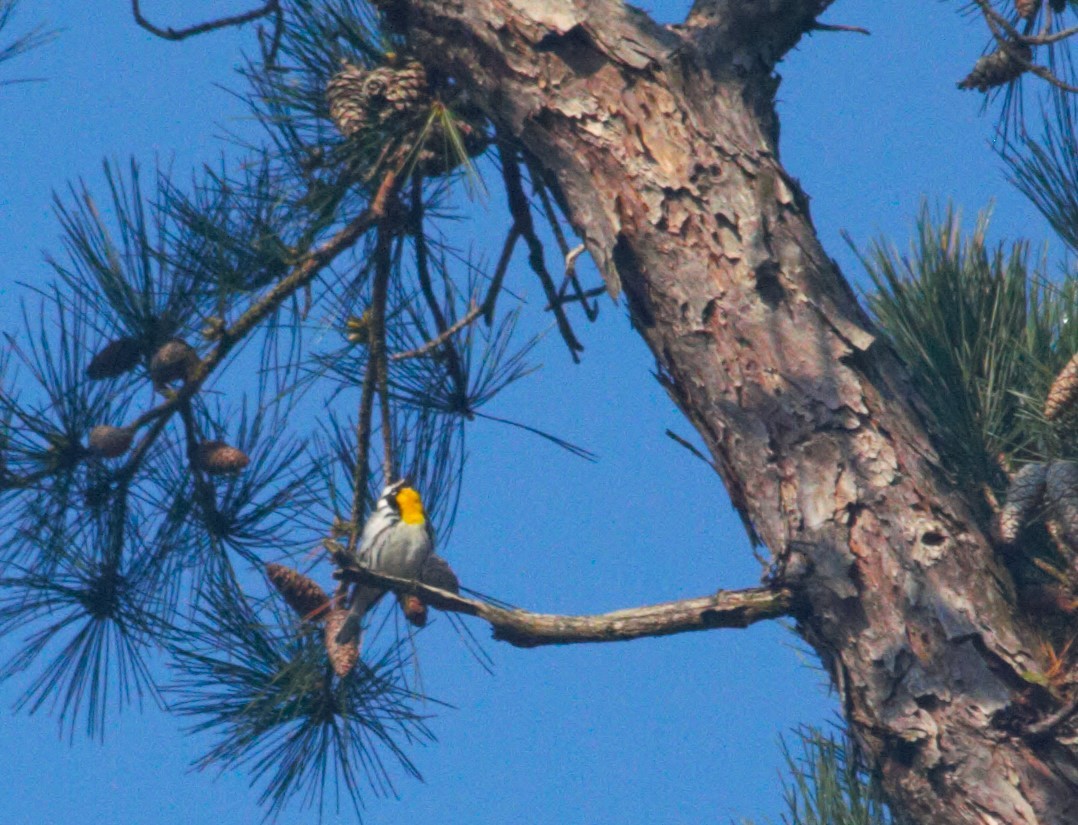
(0, 1, 596, 817)
(2, 0, 1078, 821)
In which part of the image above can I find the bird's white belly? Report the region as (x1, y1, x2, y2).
(374, 523, 430, 578)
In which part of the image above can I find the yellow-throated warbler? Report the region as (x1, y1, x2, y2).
(337, 479, 434, 646)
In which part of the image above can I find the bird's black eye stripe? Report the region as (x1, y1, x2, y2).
(384, 493, 400, 512)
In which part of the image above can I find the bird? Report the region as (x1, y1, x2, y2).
(336, 479, 434, 647)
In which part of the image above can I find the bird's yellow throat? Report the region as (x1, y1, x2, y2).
(395, 487, 426, 525)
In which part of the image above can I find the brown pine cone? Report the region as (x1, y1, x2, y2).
(149, 338, 198, 387)
(87, 337, 141, 380)
(326, 60, 430, 138)
(1045, 352, 1078, 421)
(958, 43, 1032, 92)
(195, 440, 250, 475)
(399, 593, 428, 627)
(266, 563, 330, 622)
(324, 609, 359, 677)
(996, 462, 1048, 543)
(1046, 460, 1078, 558)
(87, 425, 135, 459)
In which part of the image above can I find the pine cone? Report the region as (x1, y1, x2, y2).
(326, 60, 430, 138)
(324, 609, 359, 677)
(87, 337, 142, 380)
(392, 555, 460, 628)
(398, 593, 428, 627)
(149, 338, 198, 387)
(1046, 460, 1078, 558)
(997, 462, 1048, 543)
(1045, 352, 1078, 421)
(1016, 0, 1041, 19)
(958, 42, 1032, 92)
(195, 440, 250, 475)
(87, 425, 135, 459)
(266, 562, 330, 621)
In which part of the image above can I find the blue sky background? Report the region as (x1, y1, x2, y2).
(0, 2, 1064, 824)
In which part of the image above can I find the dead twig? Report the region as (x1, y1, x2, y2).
(499, 140, 584, 361)
(482, 225, 521, 324)
(391, 301, 483, 361)
(811, 22, 870, 36)
(132, 0, 278, 42)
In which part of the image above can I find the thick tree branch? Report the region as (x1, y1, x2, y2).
(398, 1, 1078, 820)
(334, 565, 792, 647)
(683, 0, 836, 65)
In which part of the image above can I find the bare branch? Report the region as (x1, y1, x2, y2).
(810, 22, 870, 36)
(498, 141, 584, 361)
(334, 566, 793, 647)
(131, 0, 278, 42)
(526, 156, 599, 322)
(410, 176, 470, 396)
(390, 301, 483, 361)
(372, 223, 394, 482)
(481, 225, 520, 325)
(544, 284, 605, 312)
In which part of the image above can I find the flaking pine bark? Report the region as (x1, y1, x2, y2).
(389, 1, 1078, 822)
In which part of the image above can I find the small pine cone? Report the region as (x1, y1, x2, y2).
(1045, 352, 1078, 421)
(326, 62, 370, 137)
(996, 462, 1048, 543)
(382, 61, 428, 117)
(398, 593, 428, 627)
(420, 553, 460, 593)
(1046, 460, 1078, 557)
(195, 440, 250, 475)
(324, 609, 359, 677)
(86, 337, 141, 380)
(958, 42, 1032, 92)
(1016, 0, 1041, 19)
(326, 61, 429, 138)
(87, 425, 135, 459)
(266, 562, 330, 621)
(149, 338, 198, 387)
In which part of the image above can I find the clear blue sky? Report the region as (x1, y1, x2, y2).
(0, 2, 1059, 824)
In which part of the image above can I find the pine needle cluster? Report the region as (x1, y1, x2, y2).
(0, 0, 600, 817)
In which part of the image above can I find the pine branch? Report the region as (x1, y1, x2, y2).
(390, 301, 482, 361)
(498, 140, 584, 361)
(334, 566, 792, 648)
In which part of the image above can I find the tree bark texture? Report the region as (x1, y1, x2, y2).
(395, 1, 1078, 821)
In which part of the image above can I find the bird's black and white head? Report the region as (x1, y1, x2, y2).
(373, 479, 425, 524)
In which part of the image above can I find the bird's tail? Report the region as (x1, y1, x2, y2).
(335, 585, 385, 646)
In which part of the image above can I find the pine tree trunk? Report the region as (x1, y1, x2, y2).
(397, 1, 1078, 821)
